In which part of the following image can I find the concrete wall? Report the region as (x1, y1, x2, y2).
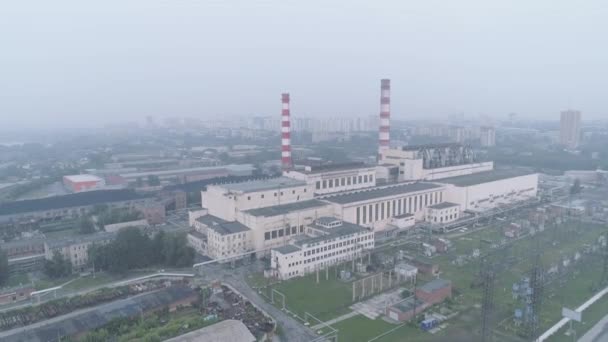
(444, 173, 538, 211)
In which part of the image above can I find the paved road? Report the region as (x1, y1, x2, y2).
(196, 262, 319, 342)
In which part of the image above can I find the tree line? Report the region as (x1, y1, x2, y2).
(88, 228, 195, 274)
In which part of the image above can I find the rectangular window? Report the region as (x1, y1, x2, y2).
(369, 205, 373, 223)
(369, 175, 374, 183)
(375, 203, 379, 221)
(424, 194, 428, 206)
(362, 205, 367, 223)
(265, 232, 271, 240)
(359, 176, 363, 183)
(398, 199, 402, 215)
(347, 177, 352, 185)
(392, 200, 396, 216)
(272, 231, 277, 239)
(341, 178, 345, 186)
(440, 192, 443, 202)
(329, 179, 334, 188)
(286, 227, 291, 235)
(292, 226, 297, 234)
(364, 175, 368, 183)
(316, 181, 320, 189)
(300, 225, 304, 233)
(418, 196, 422, 211)
(356, 207, 361, 225)
(380, 202, 385, 220)
(279, 229, 284, 237)
(413, 197, 418, 212)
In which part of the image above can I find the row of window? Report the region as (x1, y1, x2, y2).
(302, 242, 373, 264)
(246, 188, 307, 200)
(303, 234, 373, 256)
(429, 214, 458, 223)
(210, 232, 247, 242)
(355, 191, 443, 225)
(264, 225, 305, 241)
(315, 174, 373, 190)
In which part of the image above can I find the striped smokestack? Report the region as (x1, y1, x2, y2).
(281, 93, 293, 171)
(378, 79, 391, 159)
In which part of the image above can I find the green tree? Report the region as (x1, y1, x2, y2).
(0, 250, 9, 286)
(44, 251, 72, 278)
(78, 217, 96, 234)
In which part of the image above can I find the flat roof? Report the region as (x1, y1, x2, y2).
(428, 202, 459, 210)
(274, 245, 301, 255)
(419, 278, 451, 292)
(392, 297, 426, 312)
(437, 169, 535, 187)
(0, 189, 149, 216)
(196, 215, 250, 236)
(63, 174, 103, 182)
(324, 182, 442, 205)
(244, 199, 328, 217)
(165, 319, 256, 342)
(219, 177, 306, 193)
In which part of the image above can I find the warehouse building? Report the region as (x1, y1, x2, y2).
(63, 174, 105, 193)
(44, 232, 115, 271)
(0, 189, 150, 223)
(438, 169, 538, 212)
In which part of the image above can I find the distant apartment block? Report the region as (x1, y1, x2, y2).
(63, 174, 105, 193)
(560, 109, 581, 149)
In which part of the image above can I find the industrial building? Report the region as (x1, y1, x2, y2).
(44, 232, 116, 271)
(439, 169, 538, 212)
(379, 143, 494, 182)
(269, 217, 374, 280)
(184, 85, 540, 267)
(0, 189, 151, 223)
(283, 162, 377, 195)
(62, 174, 105, 193)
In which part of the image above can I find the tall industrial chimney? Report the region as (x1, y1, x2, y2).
(378, 79, 391, 159)
(281, 93, 293, 171)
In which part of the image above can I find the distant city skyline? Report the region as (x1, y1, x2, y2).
(1, 1, 607, 129)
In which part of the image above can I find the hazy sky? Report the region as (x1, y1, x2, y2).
(1, 0, 607, 129)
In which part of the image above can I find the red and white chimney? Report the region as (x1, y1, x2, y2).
(378, 79, 391, 159)
(281, 93, 293, 171)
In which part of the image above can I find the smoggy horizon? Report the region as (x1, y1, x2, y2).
(2, 1, 607, 129)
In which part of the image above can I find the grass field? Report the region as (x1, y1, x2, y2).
(260, 267, 355, 321)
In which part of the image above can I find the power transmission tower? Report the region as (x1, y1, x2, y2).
(600, 232, 608, 287)
(481, 264, 496, 342)
(524, 247, 544, 341)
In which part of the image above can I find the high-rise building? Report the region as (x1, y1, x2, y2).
(480, 126, 496, 147)
(559, 110, 581, 149)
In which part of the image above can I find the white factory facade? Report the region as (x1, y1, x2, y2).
(187, 143, 539, 280)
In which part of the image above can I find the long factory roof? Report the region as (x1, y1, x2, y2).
(244, 199, 329, 217)
(324, 182, 442, 205)
(436, 169, 535, 187)
(217, 177, 306, 193)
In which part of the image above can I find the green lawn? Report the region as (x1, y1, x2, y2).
(264, 268, 354, 321)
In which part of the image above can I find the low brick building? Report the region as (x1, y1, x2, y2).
(415, 278, 452, 305)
